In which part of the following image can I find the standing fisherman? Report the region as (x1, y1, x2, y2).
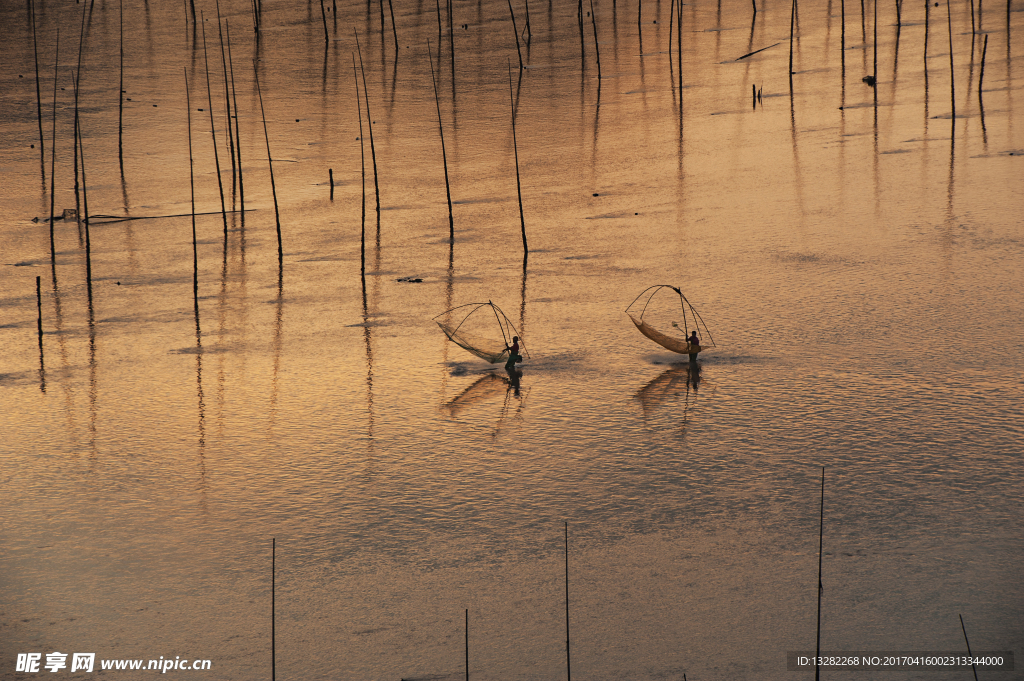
(686, 330, 701, 362)
(504, 336, 523, 370)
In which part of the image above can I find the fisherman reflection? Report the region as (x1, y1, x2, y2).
(505, 364, 523, 395)
(687, 360, 701, 391)
(634, 362, 702, 418)
(442, 368, 526, 415)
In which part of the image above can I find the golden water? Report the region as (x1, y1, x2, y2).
(1, 0, 1021, 677)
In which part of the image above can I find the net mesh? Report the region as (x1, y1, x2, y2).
(628, 314, 703, 355)
(436, 320, 510, 364)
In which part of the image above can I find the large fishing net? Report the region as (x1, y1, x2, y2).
(625, 285, 716, 355)
(433, 301, 529, 364)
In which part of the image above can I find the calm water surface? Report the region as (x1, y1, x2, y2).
(1, 0, 1021, 677)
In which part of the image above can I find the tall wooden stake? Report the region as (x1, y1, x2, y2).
(253, 63, 283, 266)
(508, 0, 525, 69)
(464, 608, 469, 681)
(36, 275, 45, 391)
(36, 276, 44, 346)
(815, 467, 825, 681)
(978, 33, 988, 105)
(565, 521, 571, 681)
(435, 0, 443, 43)
(48, 29, 60, 267)
(668, 0, 673, 59)
(185, 69, 199, 311)
(789, 0, 797, 85)
(226, 21, 245, 221)
(272, 538, 276, 681)
(959, 614, 979, 681)
(388, 0, 399, 50)
(216, 1, 237, 201)
(200, 15, 229, 240)
(508, 63, 527, 256)
(353, 55, 366, 276)
(73, 3, 87, 221)
(31, 0, 45, 166)
(75, 72, 93, 301)
(873, 0, 878, 82)
(946, 0, 956, 120)
(119, 0, 125, 176)
(676, 0, 682, 106)
(354, 32, 381, 235)
(320, 0, 330, 44)
(428, 41, 454, 243)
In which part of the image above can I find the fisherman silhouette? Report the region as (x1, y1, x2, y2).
(504, 336, 523, 370)
(686, 331, 701, 362)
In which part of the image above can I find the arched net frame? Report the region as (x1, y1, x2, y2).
(433, 301, 530, 364)
(624, 285, 717, 355)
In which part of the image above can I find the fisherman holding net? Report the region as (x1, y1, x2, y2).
(504, 336, 523, 370)
(686, 331, 701, 362)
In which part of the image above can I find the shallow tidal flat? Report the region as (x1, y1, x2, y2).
(1, 0, 1022, 677)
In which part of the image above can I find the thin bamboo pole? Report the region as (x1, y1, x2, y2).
(216, 1, 237, 201)
(428, 41, 454, 242)
(789, 0, 797, 83)
(669, 0, 673, 58)
(508, 63, 527, 256)
(200, 15, 229, 239)
(946, 0, 956, 120)
(74, 72, 93, 298)
(959, 615, 980, 681)
(272, 538, 276, 681)
(436, 0, 443, 43)
(253, 63, 283, 266)
(388, 0, 399, 49)
(354, 32, 381, 234)
(978, 33, 988, 105)
(814, 467, 825, 681)
(36, 275, 44, 347)
(48, 29, 60, 267)
(508, 0, 525, 69)
(353, 54, 366, 276)
(73, 4, 87, 221)
(185, 69, 199, 311)
(31, 0, 45, 165)
(226, 21, 245, 221)
(873, 0, 878, 82)
(119, 0, 125, 175)
(320, 0, 330, 45)
(676, 0, 682, 102)
(565, 521, 571, 681)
